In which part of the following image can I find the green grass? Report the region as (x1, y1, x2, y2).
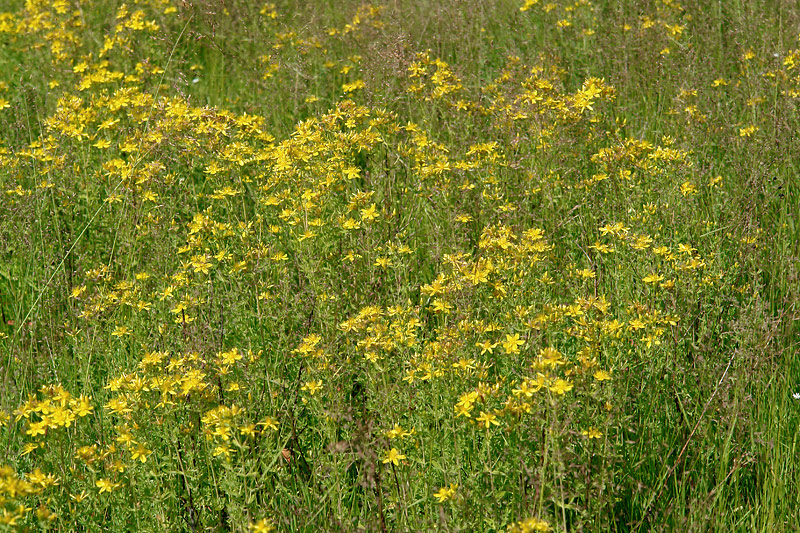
(0, 0, 798, 531)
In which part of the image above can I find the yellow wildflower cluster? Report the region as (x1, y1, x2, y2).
(0, 0, 791, 529)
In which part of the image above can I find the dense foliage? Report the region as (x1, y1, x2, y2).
(0, 0, 798, 530)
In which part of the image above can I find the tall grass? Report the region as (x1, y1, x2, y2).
(0, 0, 798, 530)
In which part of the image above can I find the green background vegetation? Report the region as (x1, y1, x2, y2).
(0, 0, 798, 531)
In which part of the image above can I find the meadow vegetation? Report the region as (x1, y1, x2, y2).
(0, 0, 799, 530)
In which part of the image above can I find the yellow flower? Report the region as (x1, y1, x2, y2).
(454, 403, 472, 418)
(130, 443, 151, 463)
(96, 478, 118, 494)
(72, 395, 94, 417)
(111, 326, 130, 337)
(680, 181, 697, 196)
(26, 421, 47, 437)
(539, 347, 564, 367)
(251, 518, 276, 532)
(512, 380, 536, 398)
(582, 427, 603, 439)
(385, 424, 415, 439)
(382, 448, 406, 466)
(360, 203, 379, 222)
(508, 517, 551, 532)
(431, 298, 452, 313)
(298, 230, 317, 242)
(476, 339, 497, 355)
(342, 217, 361, 230)
(70, 285, 87, 298)
(21, 442, 39, 456)
(260, 416, 279, 431)
(433, 483, 458, 503)
(213, 445, 231, 458)
(70, 490, 89, 503)
(301, 380, 322, 396)
(502, 333, 524, 355)
(642, 273, 664, 284)
(549, 379, 573, 395)
(739, 125, 758, 137)
(593, 369, 612, 382)
(476, 411, 500, 429)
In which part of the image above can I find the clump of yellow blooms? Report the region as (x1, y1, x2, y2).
(0, 0, 789, 529)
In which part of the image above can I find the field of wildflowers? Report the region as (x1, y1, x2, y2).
(0, 0, 799, 530)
